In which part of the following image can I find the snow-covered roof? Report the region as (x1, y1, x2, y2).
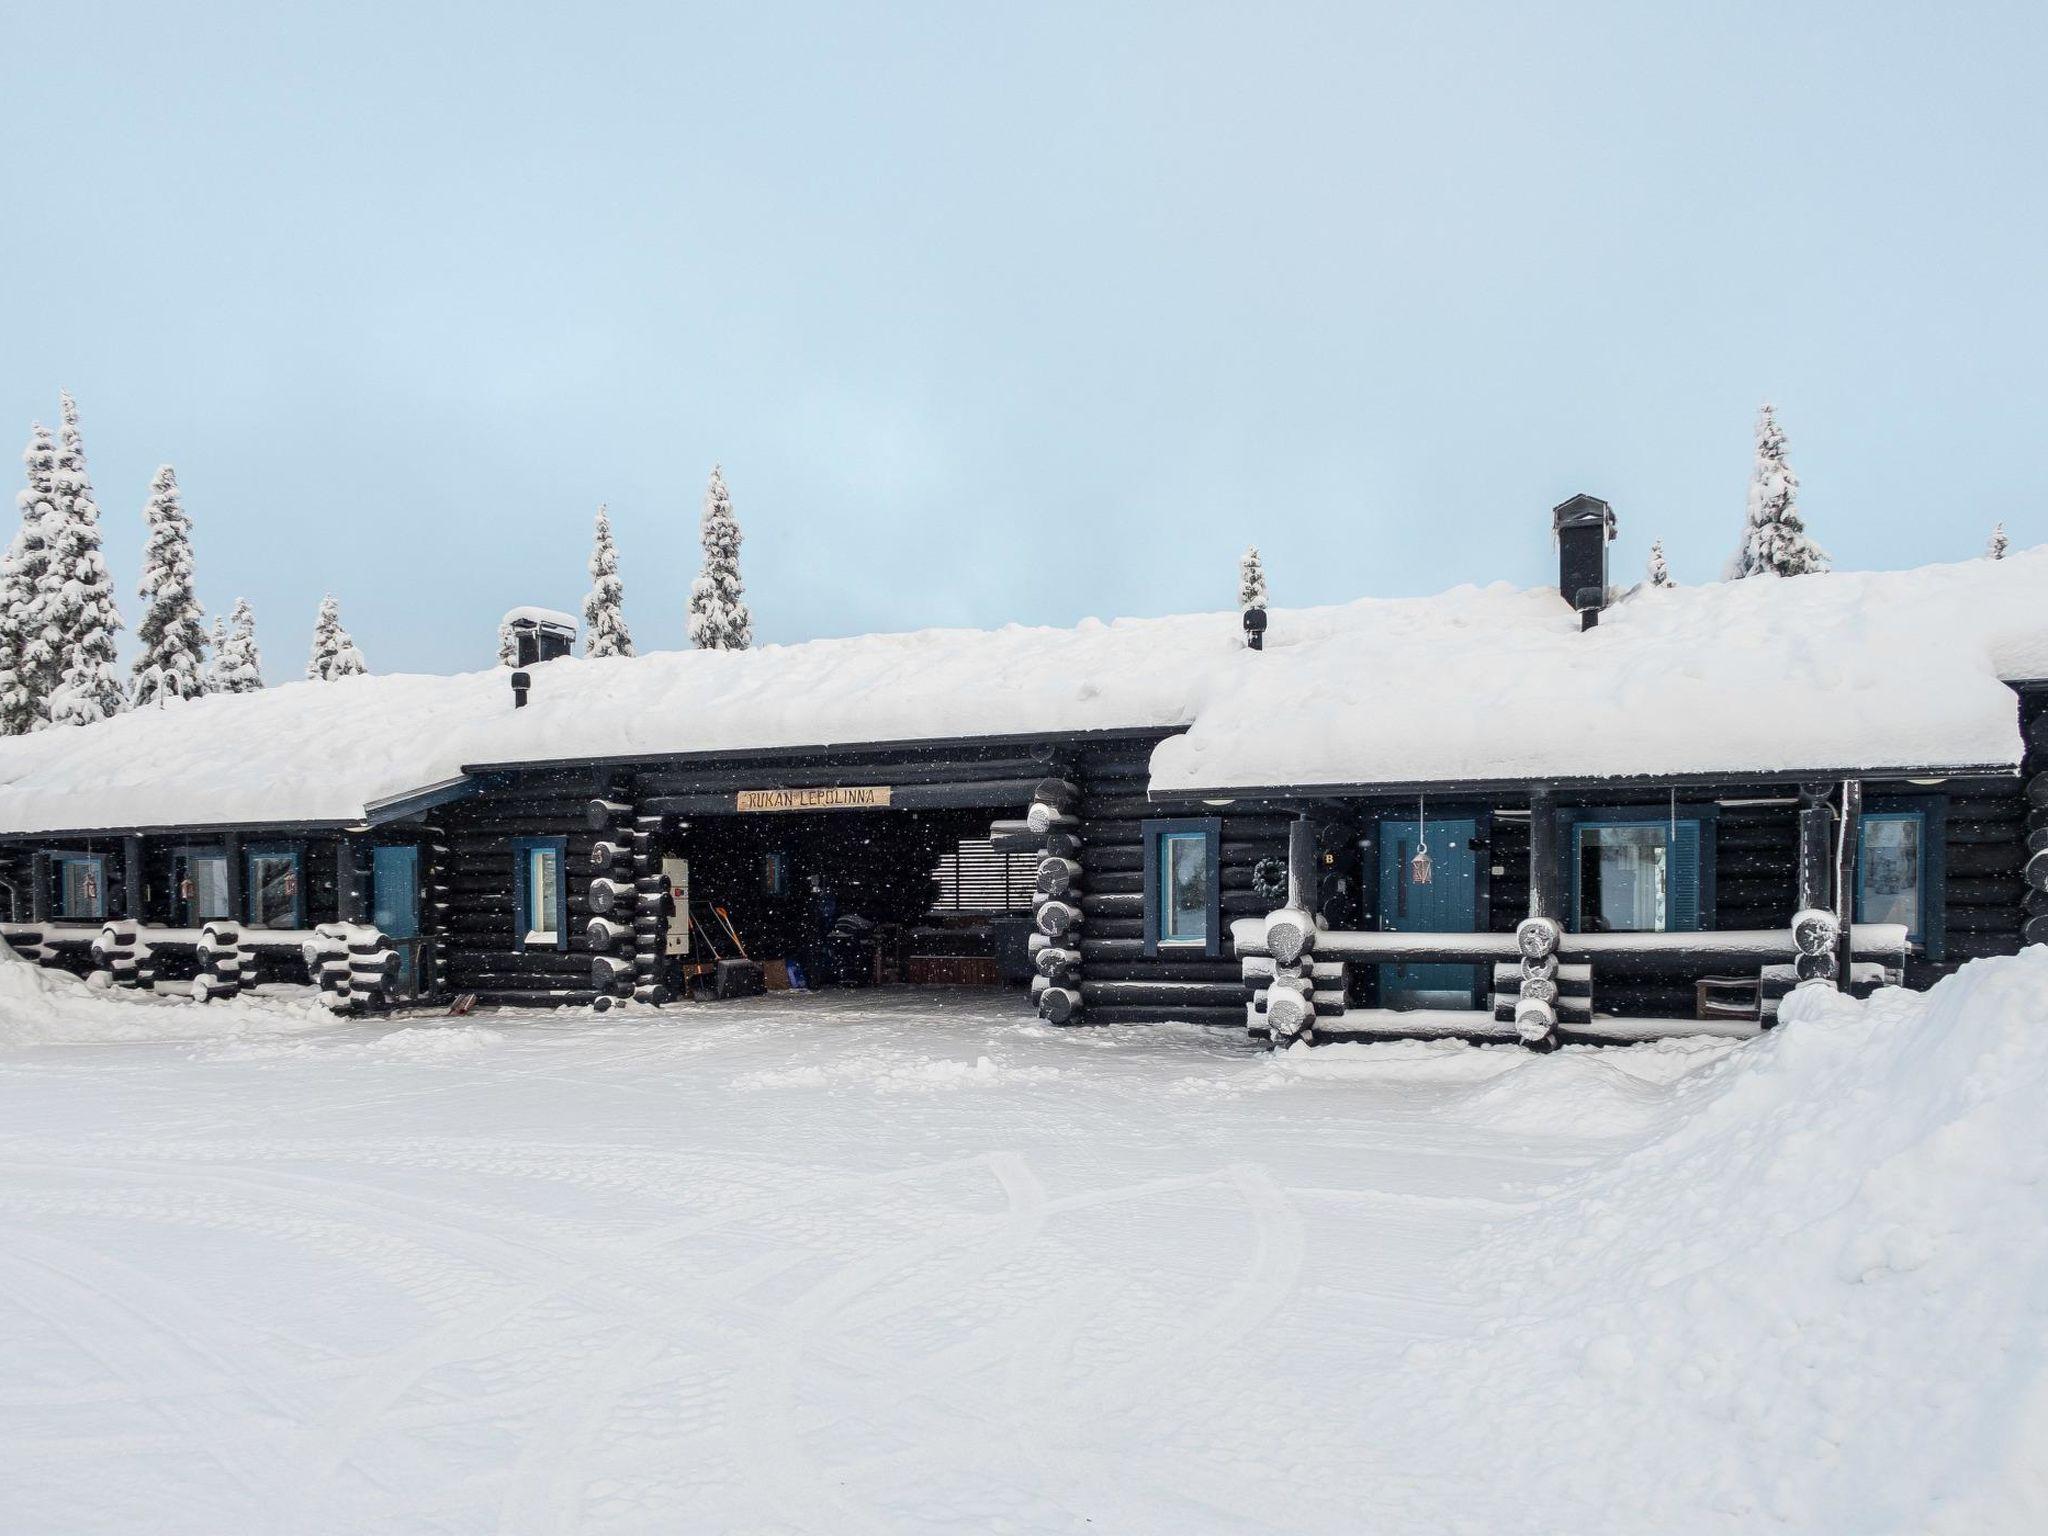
(0, 552, 2041, 835)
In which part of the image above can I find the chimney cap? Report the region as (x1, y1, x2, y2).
(1551, 494, 1616, 537)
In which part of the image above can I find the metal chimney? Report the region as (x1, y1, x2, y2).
(1551, 494, 1617, 630)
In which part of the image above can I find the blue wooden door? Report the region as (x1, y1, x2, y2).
(372, 846, 421, 996)
(1377, 817, 1480, 1009)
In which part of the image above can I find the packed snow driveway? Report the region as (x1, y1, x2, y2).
(1, 961, 2044, 1534)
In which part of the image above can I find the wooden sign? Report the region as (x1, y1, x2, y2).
(735, 785, 892, 813)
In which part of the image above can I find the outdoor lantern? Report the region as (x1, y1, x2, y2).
(1410, 795, 1434, 885)
(1243, 605, 1267, 651)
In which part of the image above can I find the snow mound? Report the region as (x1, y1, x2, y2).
(0, 945, 331, 1047)
(1401, 951, 2048, 1531)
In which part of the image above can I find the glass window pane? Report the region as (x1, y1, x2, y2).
(180, 855, 230, 923)
(529, 848, 559, 937)
(60, 859, 104, 920)
(1160, 832, 1209, 944)
(1860, 816, 1922, 936)
(1578, 826, 1667, 933)
(251, 855, 297, 928)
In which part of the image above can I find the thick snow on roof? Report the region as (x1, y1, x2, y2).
(1152, 552, 2048, 793)
(0, 551, 2040, 834)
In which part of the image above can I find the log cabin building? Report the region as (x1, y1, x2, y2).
(1, 500, 2043, 1048)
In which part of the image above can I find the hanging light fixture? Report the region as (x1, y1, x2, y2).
(1410, 793, 1434, 886)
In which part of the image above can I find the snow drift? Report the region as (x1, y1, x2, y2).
(1385, 950, 2048, 1531)
(0, 944, 328, 1047)
(0, 551, 2040, 833)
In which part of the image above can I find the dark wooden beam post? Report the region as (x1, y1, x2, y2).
(1285, 816, 1317, 916)
(1527, 787, 1560, 924)
(337, 838, 367, 924)
(1796, 782, 1833, 915)
(28, 851, 49, 923)
(1832, 779, 1862, 990)
(222, 832, 244, 925)
(123, 835, 146, 921)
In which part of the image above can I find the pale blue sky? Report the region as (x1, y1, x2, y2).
(3, 2, 2043, 678)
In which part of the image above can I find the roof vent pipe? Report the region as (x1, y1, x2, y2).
(1551, 494, 1617, 630)
(510, 670, 532, 708)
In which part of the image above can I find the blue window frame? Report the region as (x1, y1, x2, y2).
(51, 852, 107, 922)
(1857, 801, 1944, 959)
(244, 845, 304, 929)
(1141, 817, 1222, 957)
(512, 836, 569, 951)
(1560, 806, 1716, 933)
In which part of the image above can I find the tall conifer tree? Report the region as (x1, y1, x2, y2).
(131, 465, 209, 705)
(583, 504, 634, 658)
(214, 598, 265, 692)
(687, 466, 751, 650)
(0, 424, 58, 734)
(306, 595, 367, 680)
(1730, 403, 1828, 579)
(44, 392, 126, 726)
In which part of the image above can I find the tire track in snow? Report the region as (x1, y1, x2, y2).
(724, 1150, 1049, 1536)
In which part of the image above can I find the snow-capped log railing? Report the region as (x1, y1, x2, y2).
(585, 789, 638, 1009)
(0, 922, 93, 962)
(1320, 1008, 1768, 1044)
(194, 921, 244, 1000)
(1231, 920, 1909, 1044)
(303, 923, 397, 1013)
(1247, 818, 1349, 1046)
(994, 776, 1086, 1025)
(90, 919, 145, 989)
(1489, 959, 1591, 1031)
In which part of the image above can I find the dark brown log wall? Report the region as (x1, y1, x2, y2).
(1074, 737, 1289, 1027)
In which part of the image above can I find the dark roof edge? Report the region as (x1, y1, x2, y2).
(459, 723, 1184, 776)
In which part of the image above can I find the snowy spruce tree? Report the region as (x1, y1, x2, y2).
(0, 424, 59, 734)
(1988, 523, 2009, 560)
(1238, 546, 1268, 612)
(1646, 540, 1673, 588)
(584, 504, 634, 658)
(130, 465, 209, 706)
(213, 598, 265, 692)
(43, 392, 127, 726)
(687, 466, 751, 651)
(306, 596, 368, 680)
(497, 619, 517, 667)
(205, 615, 228, 692)
(1730, 402, 1827, 579)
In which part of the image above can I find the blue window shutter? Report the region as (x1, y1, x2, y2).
(1668, 820, 1703, 932)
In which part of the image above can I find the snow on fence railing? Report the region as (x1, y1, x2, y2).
(7, 921, 396, 1008)
(1230, 917, 1911, 1047)
(304, 923, 398, 1014)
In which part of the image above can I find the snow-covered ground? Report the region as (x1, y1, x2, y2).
(2, 952, 2044, 1534)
